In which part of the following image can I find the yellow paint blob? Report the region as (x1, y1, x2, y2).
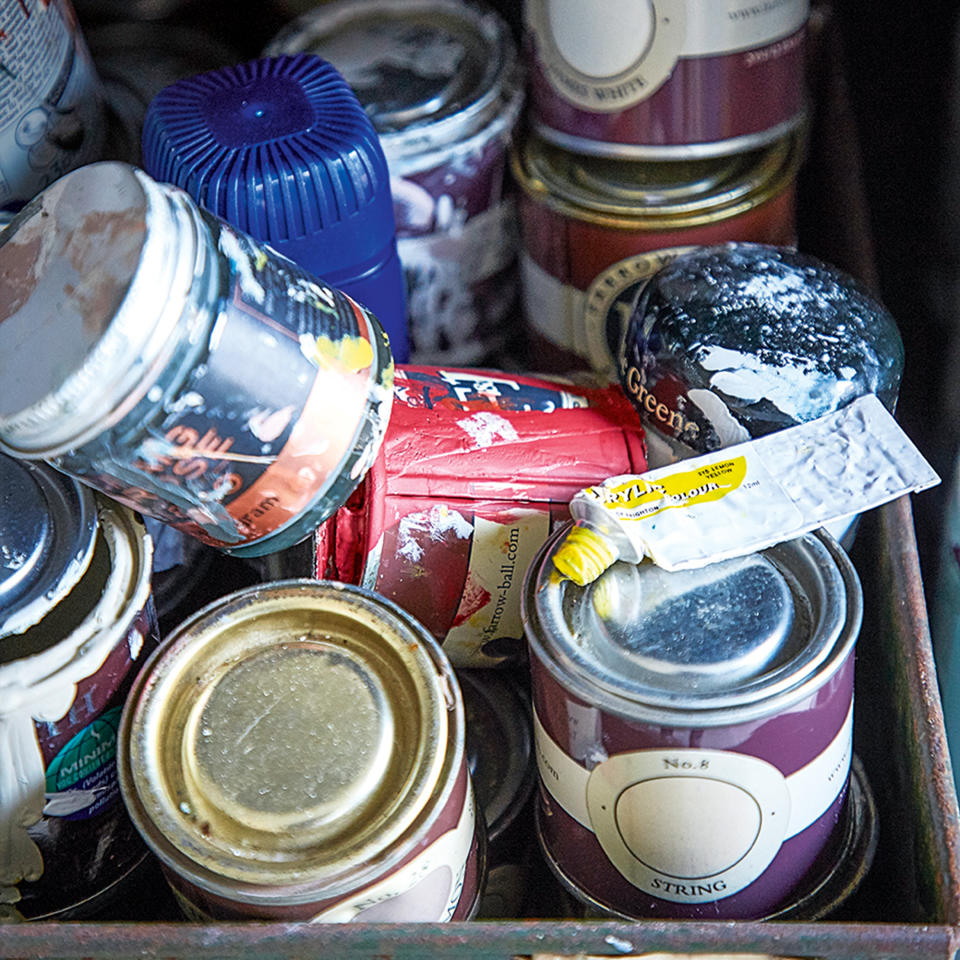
(303, 333, 374, 373)
(552, 524, 619, 587)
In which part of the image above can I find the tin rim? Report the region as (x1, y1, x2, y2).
(262, 0, 519, 163)
(522, 525, 862, 727)
(0, 499, 153, 714)
(511, 125, 804, 232)
(537, 752, 877, 921)
(0, 458, 99, 639)
(118, 579, 467, 906)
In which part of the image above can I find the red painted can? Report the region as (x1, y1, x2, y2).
(512, 130, 802, 377)
(524, 0, 808, 159)
(297, 366, 647, 668)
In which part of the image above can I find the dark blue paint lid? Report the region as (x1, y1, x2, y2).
(141, 53, 400, 291)
(0, 455, 98, 638)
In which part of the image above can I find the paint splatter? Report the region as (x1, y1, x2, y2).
(397, 506, 473, 563)
(456, 412, 519, 448)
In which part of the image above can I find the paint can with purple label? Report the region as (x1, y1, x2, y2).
(0, 454, 157, 921)
(118, 579, 485, 922)
(0, 160, 394, 557)
(264, 0, 524, 365)
(521, 523, 862, 919)
(524, 0, 809, 159)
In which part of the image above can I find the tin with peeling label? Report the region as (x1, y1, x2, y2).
(266, 365, 647, 668)
(118, 579, 484, 922)
(524, 0, 808, 159)
(512, 130, 802, 378)
(0, 160, 394, 557)
(521, 523, 861, 919)
(0, 454, 157, 921)
(264, 0, 524, 365)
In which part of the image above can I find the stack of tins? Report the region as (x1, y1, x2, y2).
(514, 0, 808, 376)
(0, 454, 157, 921)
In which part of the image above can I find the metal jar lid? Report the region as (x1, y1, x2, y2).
(0, 162, 205, 458)
(0, 455, 98, 639)
(511, 128, 802, 231)
(620, 242, 905, 453)
(119, 579, 464, 903)
(522, 524, 861, 726)
(262, 0, 519, 167)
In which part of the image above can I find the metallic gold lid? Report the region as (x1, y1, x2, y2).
(511, 128, 803, 231)
(119, 580, 462, 902)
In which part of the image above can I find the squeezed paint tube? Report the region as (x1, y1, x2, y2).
(553, 393, 940, 584)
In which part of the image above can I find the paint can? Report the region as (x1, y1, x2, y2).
(263, 0, 524, 366)
(524, 0, 809, 159)
(141, 53, 410, 363)
(0, 0, 106, 212)
(263, 365, 647, 668)
(0, 454, 157, 921)
(459, 668, 538, 918)
(541, 754, 878, 921)
(118, 579, 485, 921)
(521, 523, 862, 919)
(0, 160, 394, 557)
(512, 129, 802, 378)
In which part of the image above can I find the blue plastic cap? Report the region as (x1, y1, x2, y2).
(141, 53, 409, 360)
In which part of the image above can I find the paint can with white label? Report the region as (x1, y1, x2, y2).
(118, 579, 485, 922)
(0, 454, 157, 921)
(524, 0, 809, 159)
(521, 522, 861, 919)
(0, 160, 394, 558)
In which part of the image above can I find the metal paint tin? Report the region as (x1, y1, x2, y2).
(267, 365, 647, 668)
(459, 668, 538, 918)
(0, 0, 106, 212)
(0, 456, 157, 921)
(263, 0, 524, 365)
(0, 160, 394, 557)
(512, 129, 802, 377)
(118, 579, 484, 922)
(541, 753, 878, 921)
(521, 523, 861, 919)
(524, 0, 808, 159)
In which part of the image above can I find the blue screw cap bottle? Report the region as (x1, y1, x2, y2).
(141, 52, 409, 362)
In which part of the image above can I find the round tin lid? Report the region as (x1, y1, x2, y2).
(459, 669, 536, 842)
(524, 525, 860, 724)
(142, 54, 398, 276)
(120, 580, 462, 896)
(0, 162, 199, 457)
(512, 130, 801, 230)
(619, 243, 905, 454)
(0, 455, 98, 639)
(263, 0, 517, 160)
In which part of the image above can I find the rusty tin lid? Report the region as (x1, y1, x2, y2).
(118, 579, 465, 905)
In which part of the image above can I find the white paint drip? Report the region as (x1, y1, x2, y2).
(687, 387, 752, 446)
(697, 343, 857, 423)
(218, 229, 265, 304)
(0, 503, 152, 904)
(397, 507, 473, 563)
(456, 412, 520, 449)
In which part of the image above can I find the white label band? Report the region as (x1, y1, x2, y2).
(534, 702, 852, 901)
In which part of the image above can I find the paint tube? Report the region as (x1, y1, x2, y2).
(552, 393, 940, 585)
